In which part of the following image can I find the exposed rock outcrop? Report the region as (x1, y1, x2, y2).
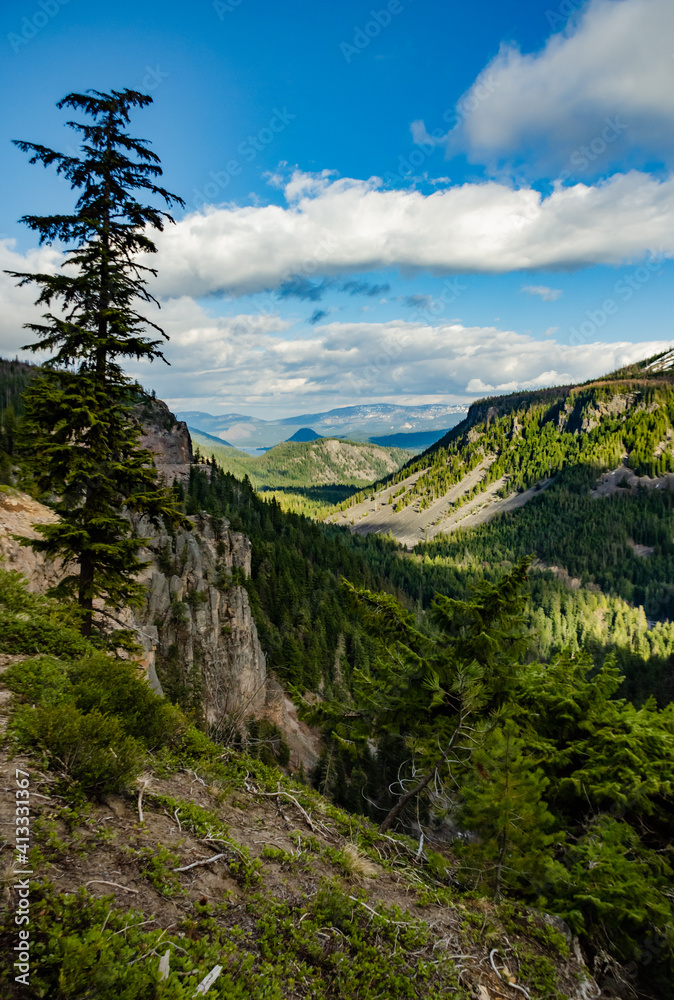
(0, 489, 319, 769)
(136, 515, 267, 723)
(0, 488, 61, 591)
(135, 395, 193, 484)
(0, 391, 320, 769)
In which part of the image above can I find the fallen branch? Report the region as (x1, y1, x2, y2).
(137, 774, 151, 824)
(194, 964, 223, 996)
(173, 853, 226, 873)
(489, 949, 530, 999)
(84, 880, 138, 894)
(111, 919, 157, 937)
(253, 789, 316, 831)
(201, 837, 249, 865)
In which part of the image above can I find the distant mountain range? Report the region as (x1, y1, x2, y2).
(177, 402, 467, 450)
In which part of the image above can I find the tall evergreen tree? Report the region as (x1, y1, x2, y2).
(312, 561, 533, 833)
(6, 88, 186, 636)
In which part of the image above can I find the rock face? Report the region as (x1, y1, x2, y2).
(136, 395, 193, 484)
(0, 488, 62, 592)
(134, 516, 320, 768)
(0, 392, 320, 769)
(136, 515, 268, 725)
(0, 489, 319, 769)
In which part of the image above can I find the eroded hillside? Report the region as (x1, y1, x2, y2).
(330, 373, 674, 548)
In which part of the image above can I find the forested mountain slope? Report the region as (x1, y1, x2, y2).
(190, 432, 412, 489)
(330, 352, 674, 549)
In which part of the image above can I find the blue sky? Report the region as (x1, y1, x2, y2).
(1, 0, 673, 417)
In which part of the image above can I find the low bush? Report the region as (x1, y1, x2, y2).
(10, 703, 145, 797)
(0, 569, 90, 658)
(3, 655, 70, 705)
(69, 653, 185, 750)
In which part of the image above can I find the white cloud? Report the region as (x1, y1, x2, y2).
(2, 256, 667, 417)
(441, 0, 674, 175)
(0, 239, 63, 357)
(522, 284, 563, 301)
(151, 170, 674, 298)
(123, 298, 670, 416)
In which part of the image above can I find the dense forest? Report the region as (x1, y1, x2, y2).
(340, 377, 674, 515)
(4, 358, 674, 994)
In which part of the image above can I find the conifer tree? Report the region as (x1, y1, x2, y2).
(324, 561, 532, 833)
(7, 89, 186, 636)
(457, 719, 560, 896)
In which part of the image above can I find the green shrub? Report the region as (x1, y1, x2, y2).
(10, 703, 144, 797)
(3, 655, 70, 705)
(69, 653, 185, 750)
(0, 569, 90, 657)
(134, 844, 183, 897)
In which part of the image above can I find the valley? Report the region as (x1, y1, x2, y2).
(3, 351, 674, 998)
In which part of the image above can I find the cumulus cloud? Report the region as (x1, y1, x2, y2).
(150, 170, 674, 299)
(441, 0, 674, 175)
(0, 239, 63, 357)
(522, 284, 563, 301)
(118, 297, 670, 415)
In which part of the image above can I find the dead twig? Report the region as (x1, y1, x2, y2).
(489, 949, 531, 999)
(253, 788, 316, 831)
(137, 774, 151, 824)
(173, 853, 226, 873)
(84, 880, 138, 894)
(347, 896, 413, 927)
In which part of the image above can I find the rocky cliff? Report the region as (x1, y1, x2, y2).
(135, 514, 266, 721)
(134, 513, 319, 769)
(135, 394, 193, 482)
(0, 388, 319, 769)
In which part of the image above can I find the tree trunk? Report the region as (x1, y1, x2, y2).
(378, 762, 440, 834)
(378, 714, 467, 835)
(78, 554, 95, 637)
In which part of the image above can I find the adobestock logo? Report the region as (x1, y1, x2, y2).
(559, 117, 628, 180)
(442, 71, 501, 130)
(7, 0, 71, 54)
(191, 108, 296, 210)
(568, 254, 665, 347)
(340, 1, 411, 63)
